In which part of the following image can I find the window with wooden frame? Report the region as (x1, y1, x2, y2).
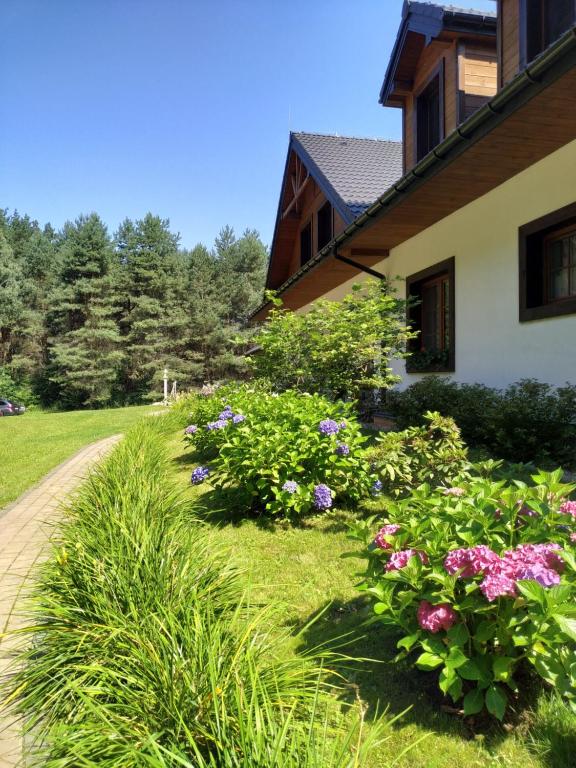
(520, 202, 576, 321)
(521, 0, 576, 66)
(316, 201, 333, 252)
(300, 221, 312, 266)
(415, 61, 444, 163)
(406, 257, 455, 372)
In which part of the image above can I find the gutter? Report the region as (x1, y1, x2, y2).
(251, 25, 576, 320)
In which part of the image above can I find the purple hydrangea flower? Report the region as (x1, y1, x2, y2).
(191, 466, 210, 485)
(313, 484, 333, 510)
(184, 425, 198, 435)
(219, 410, 233, 421)
(206, 419, 228, 431)
(282, 481, 299, 494)
(232, 414, 245, 424)
(335, 442, 350, 456)
(371, 480, 383, 496)
(319, 419, 340, 436)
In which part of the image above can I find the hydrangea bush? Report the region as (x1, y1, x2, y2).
(347, 469, 576, 719)
(368, 412, 470, 497)
(183, 385, 372, 517)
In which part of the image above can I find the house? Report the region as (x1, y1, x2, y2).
(252, 0, 576, 391)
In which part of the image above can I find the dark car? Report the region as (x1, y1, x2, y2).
(0, 398, 26, 416)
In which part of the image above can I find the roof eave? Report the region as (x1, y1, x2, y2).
(252, 26, 576, 321)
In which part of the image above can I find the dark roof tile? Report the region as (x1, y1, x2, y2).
(291, 132, 403, 221)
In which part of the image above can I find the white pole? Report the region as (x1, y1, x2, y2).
(163, 368, 168, 404)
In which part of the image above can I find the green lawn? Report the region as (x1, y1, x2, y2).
(167, 430, 576, 768)
(0, 405, 161, 509)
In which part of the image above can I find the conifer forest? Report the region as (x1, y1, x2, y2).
(0, 210, 267, 408)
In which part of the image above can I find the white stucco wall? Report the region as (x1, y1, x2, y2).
(299, 138, 576, 390)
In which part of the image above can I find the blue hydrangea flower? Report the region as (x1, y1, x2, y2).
(335, 443, 350, 456)
(371, 479, 383, 496)
(219, 410, 233, 420)
(313, 484, 333, 510)
(319, 419, 340, 436)
(191, 466, 210, 484)
(206, 419, 228, 430)
(232, 414, 245, 424)
(282, 480, 299, 494)
(184, 424, 198, 435)
(339, 421, 347, 429)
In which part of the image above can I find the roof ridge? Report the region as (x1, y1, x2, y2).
(292, 130, 401, 144)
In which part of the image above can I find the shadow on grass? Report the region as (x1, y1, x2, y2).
(291, 597, 576, 765)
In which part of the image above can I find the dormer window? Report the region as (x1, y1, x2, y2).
(523, 0, 576, 65)
(317, 201, 333, 252)
(415, 68, 444, 162)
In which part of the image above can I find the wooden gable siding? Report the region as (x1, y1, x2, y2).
(287, 184, 346, 277)
(499, 0, 520, 86)
(458, 43, 498, 121)
(404, 39, 458, 171)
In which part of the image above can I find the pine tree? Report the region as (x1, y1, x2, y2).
(0, 232, 26, 367)
(115, 214, 196, 401)
(47, 214, 123, 407)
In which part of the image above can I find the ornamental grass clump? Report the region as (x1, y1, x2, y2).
(182, 385, 372, 517)
(348, 468, 576, 721)
(4, 421, 400, 767)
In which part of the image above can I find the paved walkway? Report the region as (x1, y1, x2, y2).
(0, 435, 122, 767)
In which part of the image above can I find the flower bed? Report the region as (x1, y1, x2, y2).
(348, 470, 576, 719)
(182, 385, 372, 517)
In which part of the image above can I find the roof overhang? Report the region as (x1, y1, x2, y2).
(380, 1, 497, 107)
(264, 134, 357, 292)
(252, 26, 576, 322)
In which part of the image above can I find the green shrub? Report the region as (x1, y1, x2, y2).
(5, 421, 400, 767)
(387, 377, 576, 467)
(348, 469, 576, 721)
(0, 365, 38, 405)
(368, 411, 470, 496)
(250, 281, 415, 401)
(183, 386, 373, 517)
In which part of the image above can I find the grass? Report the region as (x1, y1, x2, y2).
(7, 421, 403, 767)
(0, 404, 161, 509)
(168, 429, 576, 768)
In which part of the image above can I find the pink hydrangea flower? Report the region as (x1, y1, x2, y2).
(374, 524, 401, 550)
(417, 601, 457, 633)
(443, 487, 465, 497)
(478, 541, 565, 601)
(480, 573, 518, 601)
(570, 533, 576, 543)
(444, 545, 500, 578)
(560, 500, 576, 518)
(386, 549, 428, 572)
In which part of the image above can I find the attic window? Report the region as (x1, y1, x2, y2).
(523, 0, 575, 65)
(300, 221, 312, 266)
(415, 64, 444, 163)
(519, 203, 576, 321)
(317, 202, 333, 252)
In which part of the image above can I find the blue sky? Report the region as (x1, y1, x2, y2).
(0, 0, 496, 250)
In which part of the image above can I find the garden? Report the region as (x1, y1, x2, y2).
(6, 283, 576, 767)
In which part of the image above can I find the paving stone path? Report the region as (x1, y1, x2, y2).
(0, 435, 122, 767)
